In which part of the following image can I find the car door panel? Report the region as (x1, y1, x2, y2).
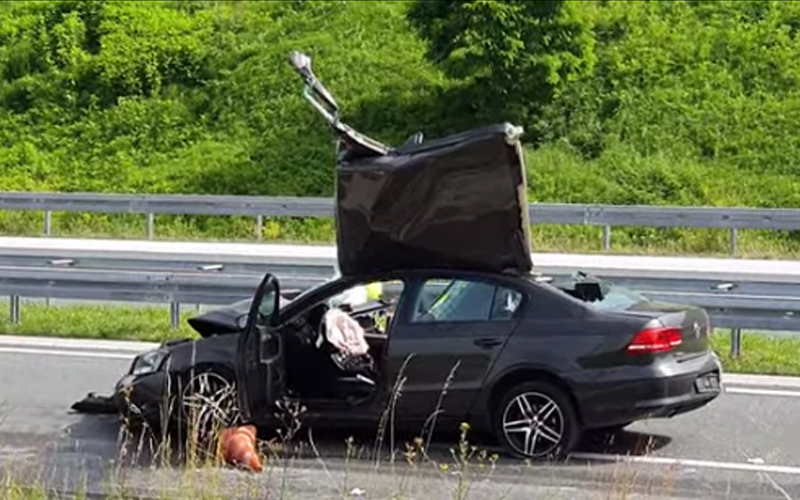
(235, 273, 285, 425)
(384, 277, 523, 423)
(387, 321, 516, 422)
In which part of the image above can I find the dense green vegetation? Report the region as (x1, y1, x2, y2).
(1, 0, 800, 254)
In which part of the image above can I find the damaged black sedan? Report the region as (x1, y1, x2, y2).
(78, 52, 722, 461)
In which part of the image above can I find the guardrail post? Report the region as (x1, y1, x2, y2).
(602, 225, 611, 251)
(170, 301, 180, 329)
(146, 214, 155, 239)
(9, 295, 20, 324)
(44, 211, 52, 236)
(730, 328, 742, 358)
(729, 228, 738, 255)
(255, 215, 263, 241)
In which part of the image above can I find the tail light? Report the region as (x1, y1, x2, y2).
(626, 326, 682, 354)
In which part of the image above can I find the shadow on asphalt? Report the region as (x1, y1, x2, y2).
(84, 417, 671, 472)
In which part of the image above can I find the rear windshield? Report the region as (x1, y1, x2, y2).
(585, 284, 647, 311)
(538, 279, 648, 312)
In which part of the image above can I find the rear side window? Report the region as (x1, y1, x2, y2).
(412, 278, 522, 323)
(491, 286, 523, 320)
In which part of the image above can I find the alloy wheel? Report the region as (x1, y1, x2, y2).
(181, 371, 240, 437)
(501, 391, 565, 458)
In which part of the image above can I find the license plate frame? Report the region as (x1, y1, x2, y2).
(695, 372, 720, 393)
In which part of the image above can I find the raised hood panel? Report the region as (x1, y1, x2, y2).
(335, 123, 533, 277)
(187, 296, 292, 338)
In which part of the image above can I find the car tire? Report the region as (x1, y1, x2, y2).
(493, 380, 581, 461)
(175, 368, 240, 442)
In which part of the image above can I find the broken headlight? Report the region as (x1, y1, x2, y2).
(130, 348, 169, 376)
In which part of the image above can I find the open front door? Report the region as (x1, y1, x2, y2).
(236, 273, 285, 424)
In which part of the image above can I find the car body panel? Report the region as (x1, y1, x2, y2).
(166, 334, 238, 375)
(187, 296, 293, 338)
(381, 272, 527, 422)
(112, 270, 722, 445)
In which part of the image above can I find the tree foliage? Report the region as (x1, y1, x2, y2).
(0, 0, 799, 220)
(0, 0, 444, 195)
(407, 0, 597, 137)
(412, 0, 800, 184)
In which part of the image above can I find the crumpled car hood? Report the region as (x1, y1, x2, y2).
(187, 296, 292, 338)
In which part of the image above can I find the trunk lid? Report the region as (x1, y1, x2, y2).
(621, 300, 712, 356)
(551, 274, 711, 356)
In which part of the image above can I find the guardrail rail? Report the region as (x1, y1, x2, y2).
(2, 235, 800, 358)
(4, 191, 800, 253)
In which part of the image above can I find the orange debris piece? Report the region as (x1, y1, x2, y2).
(220, 424, 263, 472)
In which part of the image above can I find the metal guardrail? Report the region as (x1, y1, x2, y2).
(2, 241, 800, 357)
(5, 191, 800, 253)
(1, 190, 800, 357)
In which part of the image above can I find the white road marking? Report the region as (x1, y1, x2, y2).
(724, 373, 800, 390)
(0, 347, 133, 360)
(571, 452, 800, 476)
(0, 334, 158, 352)
(725, 387, 800, 398)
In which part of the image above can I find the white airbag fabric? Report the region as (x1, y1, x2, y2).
(323, 308, 369, 357)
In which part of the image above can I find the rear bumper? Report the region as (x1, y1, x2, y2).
(579, 352, 723, 429)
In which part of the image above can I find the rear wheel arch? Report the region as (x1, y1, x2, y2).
(487, 368, 583, 427)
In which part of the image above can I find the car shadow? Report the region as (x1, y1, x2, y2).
(6, 413, 132, 494)
(577, 427, 672, 456)
(57, 413, 178, 469)
(66, 415, 671, 475)
(219, 425, 672, 468)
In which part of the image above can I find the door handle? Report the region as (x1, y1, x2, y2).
(473, 338, 503, 349)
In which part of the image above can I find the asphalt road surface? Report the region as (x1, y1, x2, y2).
(1, 336, 799, 500)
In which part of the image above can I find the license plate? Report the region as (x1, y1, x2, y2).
(695, 373, 720, 393)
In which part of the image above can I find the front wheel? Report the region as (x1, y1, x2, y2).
(176, 369, 241, 443)
(493, 381, 581, 461)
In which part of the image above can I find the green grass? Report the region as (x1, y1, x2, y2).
(1, 302, 798, 376)
(3, 0, 800, 261)
(711, 331, 800, 376)
(0, 301, 198, 343)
